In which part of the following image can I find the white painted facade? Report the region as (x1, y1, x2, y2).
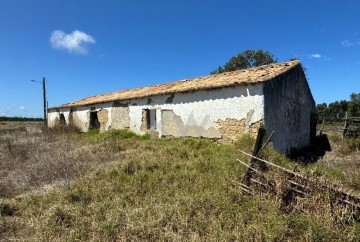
(48, 84, 265, 139)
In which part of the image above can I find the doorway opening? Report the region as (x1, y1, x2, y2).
(90, 111, 100, 130)
(141, 109, 156, 130)
(59, 113, 66, 125)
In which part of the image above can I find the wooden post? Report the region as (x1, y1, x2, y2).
(242, 127, 266, 186)
(342, 112, 348, 139)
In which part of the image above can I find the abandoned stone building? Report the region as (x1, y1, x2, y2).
(48, 60, 316, 154)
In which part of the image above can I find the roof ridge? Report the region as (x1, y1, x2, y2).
(49, 60, 300, 109)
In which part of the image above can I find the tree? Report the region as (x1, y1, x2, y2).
(211, 49, 277, 74)
(315, 93, 360, 122)
(348, 92, 360, 117)
(316, 103, 329, 120)
(350, 93, 360, 102)
(289, 57, 299, 61)
(328, 101, 348, 120)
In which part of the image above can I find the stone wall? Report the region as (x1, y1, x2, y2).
(216, 118, 263, 142)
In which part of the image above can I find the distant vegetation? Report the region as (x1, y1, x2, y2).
(316, 93, 360, 121)
(0, 116, 43, 122)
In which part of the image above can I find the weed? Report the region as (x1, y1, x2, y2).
(80, 129, 99, 137)
(110, 129, 148, 139)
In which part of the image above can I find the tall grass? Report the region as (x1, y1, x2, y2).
(1, 124, 360, 241)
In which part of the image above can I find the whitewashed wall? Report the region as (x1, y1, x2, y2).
(48, 84, 265, 138)
(48, 103, 112, 132)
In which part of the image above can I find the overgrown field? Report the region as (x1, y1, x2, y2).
(0, 122, 359, 241)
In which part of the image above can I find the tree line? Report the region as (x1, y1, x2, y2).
(316, 93, 360, 121)
(0, 116, 44, 122)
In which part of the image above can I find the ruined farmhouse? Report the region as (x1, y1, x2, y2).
(48, 60, 316, 154)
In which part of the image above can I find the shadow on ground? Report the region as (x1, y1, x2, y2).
(288, 134, 331, 164)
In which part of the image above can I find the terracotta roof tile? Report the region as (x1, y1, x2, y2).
(50, 60, 300, 109)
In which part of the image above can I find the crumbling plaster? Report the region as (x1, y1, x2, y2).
(127, 84, 264, 138)
(48, 84, 265, 141)
(48, 107, 71, 127)
(48, 104, 112, 132)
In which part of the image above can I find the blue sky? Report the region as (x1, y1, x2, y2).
(0, 0, 359, 117)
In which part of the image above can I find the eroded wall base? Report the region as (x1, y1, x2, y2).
(216, 118, 263, 142)
(161, 110, 221, 139)
(161, 109, 262, 142)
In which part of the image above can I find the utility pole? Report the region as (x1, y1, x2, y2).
(42, 77, 47, 127)
(31, 77, 47, 127)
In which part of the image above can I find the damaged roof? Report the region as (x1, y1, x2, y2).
(50, 60, 300, 109)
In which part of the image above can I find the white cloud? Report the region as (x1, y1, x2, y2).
(0, 112, 6, 116)
(308, 54, 322, 59)
(20, 106, 28, 112)
(50, 30, 96, 55)
(306, 53, 330, 61)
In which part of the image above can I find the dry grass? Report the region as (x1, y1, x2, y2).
(0, 122, 359, 241)
(305, 123, 360, 193)
(0, 122, 126, 198)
